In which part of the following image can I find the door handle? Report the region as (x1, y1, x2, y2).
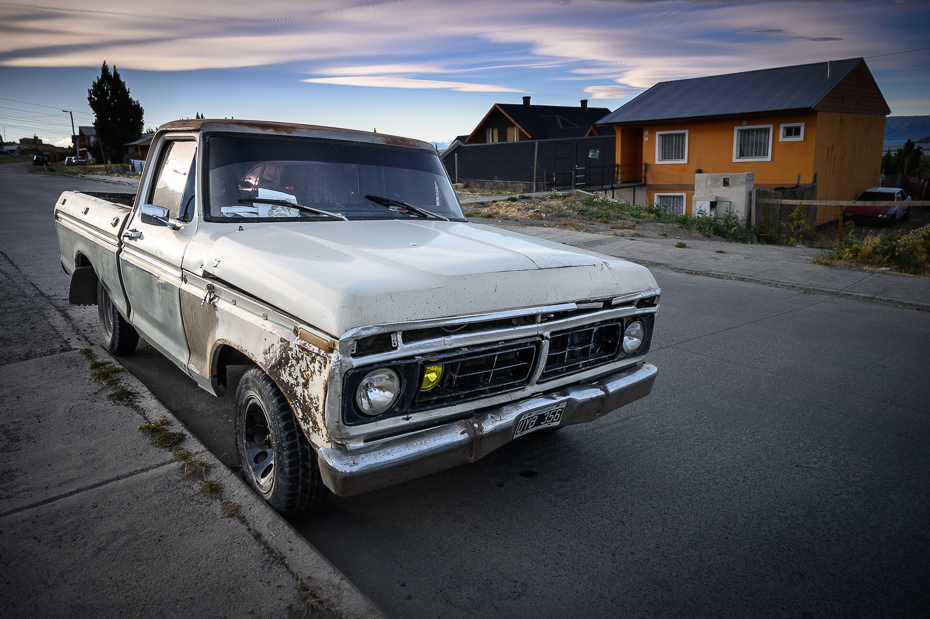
(123, 229, 142, 241)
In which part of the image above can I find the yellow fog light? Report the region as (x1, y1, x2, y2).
(421, 364, 444, 391)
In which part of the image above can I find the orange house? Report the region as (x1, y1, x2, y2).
(598, 58, 890, 215)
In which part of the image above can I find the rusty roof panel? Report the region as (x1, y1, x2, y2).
(156, 119, 433, 150)
(598, 58, 880, 125)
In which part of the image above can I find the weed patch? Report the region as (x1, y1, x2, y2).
(139, 417, 170, 433)
(817, 223, 930, 275)
(90, 360, 125, 385)
(152, 431, 185, 448)
(174, 449, 213, 478)
(296, 579, 326, 617)
(220, 500, 241, 518)
(108, 387, 137, 404)
(201, 479, 222, 496)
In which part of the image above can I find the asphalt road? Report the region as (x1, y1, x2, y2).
(3, 162, 929, 618)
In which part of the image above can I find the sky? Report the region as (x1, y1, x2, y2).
(2, 0, 929, 148)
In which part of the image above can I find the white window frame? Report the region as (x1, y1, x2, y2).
(655, 130, 688, 164)
(654, 192, 687, 214)
(733, 124, 773, 162)
(779, 122, 805, 142)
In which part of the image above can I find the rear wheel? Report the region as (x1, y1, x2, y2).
(97, 279, 139, 355)
(235, 367, 328, 515)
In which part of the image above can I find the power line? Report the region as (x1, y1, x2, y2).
(0, 96, 94, 118)
(865, 46, 930, 59)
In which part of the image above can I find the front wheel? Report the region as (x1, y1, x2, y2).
(97, 279, 139, 355)
(235, 367, 328, 515)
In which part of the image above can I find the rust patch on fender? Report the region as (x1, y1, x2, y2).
(180, 289, 218, 377)
(262, 338, 332, 446)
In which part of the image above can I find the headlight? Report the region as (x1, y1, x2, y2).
(355, 368, 401, 416)
(622, 320, 645, 354)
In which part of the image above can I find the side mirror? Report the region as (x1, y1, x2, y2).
(140, 204, 181, 230)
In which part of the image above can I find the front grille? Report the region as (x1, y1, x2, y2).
(413, 340, 538, 409)
(539, 320, 623, 382)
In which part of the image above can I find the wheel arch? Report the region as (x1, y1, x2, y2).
(208, 336, 332, 451)
(68, 252, 99, 306)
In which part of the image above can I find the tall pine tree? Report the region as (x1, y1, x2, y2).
(87, 61, 144, 163)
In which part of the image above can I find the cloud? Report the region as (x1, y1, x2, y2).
(303, 75, 524, 92)
(0, 0, 926, 106)
(738, 28, 841, 42)
(583, 84, 644, 99)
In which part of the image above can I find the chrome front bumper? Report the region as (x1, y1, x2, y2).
(317, 363, 657, 496)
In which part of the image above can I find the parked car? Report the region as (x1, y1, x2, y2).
(846, 187, 911, 226)
(32, 155, 48, 166)
(65, 156, 87, 166)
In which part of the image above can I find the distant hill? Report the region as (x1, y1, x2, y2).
(884, 116, 930, 141)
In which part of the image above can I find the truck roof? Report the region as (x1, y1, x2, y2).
(157, 119, 435, 151)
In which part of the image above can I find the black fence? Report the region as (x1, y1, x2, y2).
(442, 136, 642, 192)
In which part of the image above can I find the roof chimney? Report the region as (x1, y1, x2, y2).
(523, 96, 531, 107)
(580, 99, 588, 109)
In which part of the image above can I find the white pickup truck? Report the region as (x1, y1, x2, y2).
(55, 119, 660, 515)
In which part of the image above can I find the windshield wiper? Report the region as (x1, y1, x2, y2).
(364, 195, 450, 222)
(237, 198, 348, 221)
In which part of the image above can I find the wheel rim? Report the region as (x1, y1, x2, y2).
(242, 396, 275, 493)
(98, 284, 114, 341)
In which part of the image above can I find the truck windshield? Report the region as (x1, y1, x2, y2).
(204, 134, 465, 222)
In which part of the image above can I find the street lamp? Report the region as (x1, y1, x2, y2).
(62, 110, 76, 157)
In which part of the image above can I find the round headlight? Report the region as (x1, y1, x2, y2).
(622, 320, 645, 354)
(355, 368, 401, 416)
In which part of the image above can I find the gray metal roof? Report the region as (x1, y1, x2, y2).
(598, 58, 866, 125)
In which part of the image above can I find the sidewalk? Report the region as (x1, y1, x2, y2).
(0, 253, 385, 618)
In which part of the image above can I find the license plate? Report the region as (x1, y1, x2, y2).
(513, 404, 564, 439)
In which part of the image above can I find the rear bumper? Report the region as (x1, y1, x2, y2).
(317, 363, 657, 496)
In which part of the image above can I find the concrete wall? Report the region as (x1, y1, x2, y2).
(692, 172, 754, 222)
(591, 185, 648, 206)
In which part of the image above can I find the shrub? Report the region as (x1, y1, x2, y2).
(819, 224, 930, 274)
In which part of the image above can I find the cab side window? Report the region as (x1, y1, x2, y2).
(151, 141, 197, 221)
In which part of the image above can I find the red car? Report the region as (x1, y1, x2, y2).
(845, 187, 911, 226)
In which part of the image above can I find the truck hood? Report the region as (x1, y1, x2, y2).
(196, 220, 658, 336)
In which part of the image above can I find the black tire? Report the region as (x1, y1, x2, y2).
(96, 279, 139, 355)
(235, 367, 328, 515)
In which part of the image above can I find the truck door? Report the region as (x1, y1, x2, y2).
(119, 137, 198, 370)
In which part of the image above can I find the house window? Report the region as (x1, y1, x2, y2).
(485, 128, 499, 143)
(654, 193, 685, 215)
(506, 126, 520, 142)
(779, 122, 805, 142)
(656, 130, 688, 164)
(733, 124, 773, 162)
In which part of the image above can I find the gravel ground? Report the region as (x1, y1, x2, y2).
(462, 194, 715, 242)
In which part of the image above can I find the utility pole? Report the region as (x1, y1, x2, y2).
(62, 110, 76, 156)
(97, 137, 110, 175)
